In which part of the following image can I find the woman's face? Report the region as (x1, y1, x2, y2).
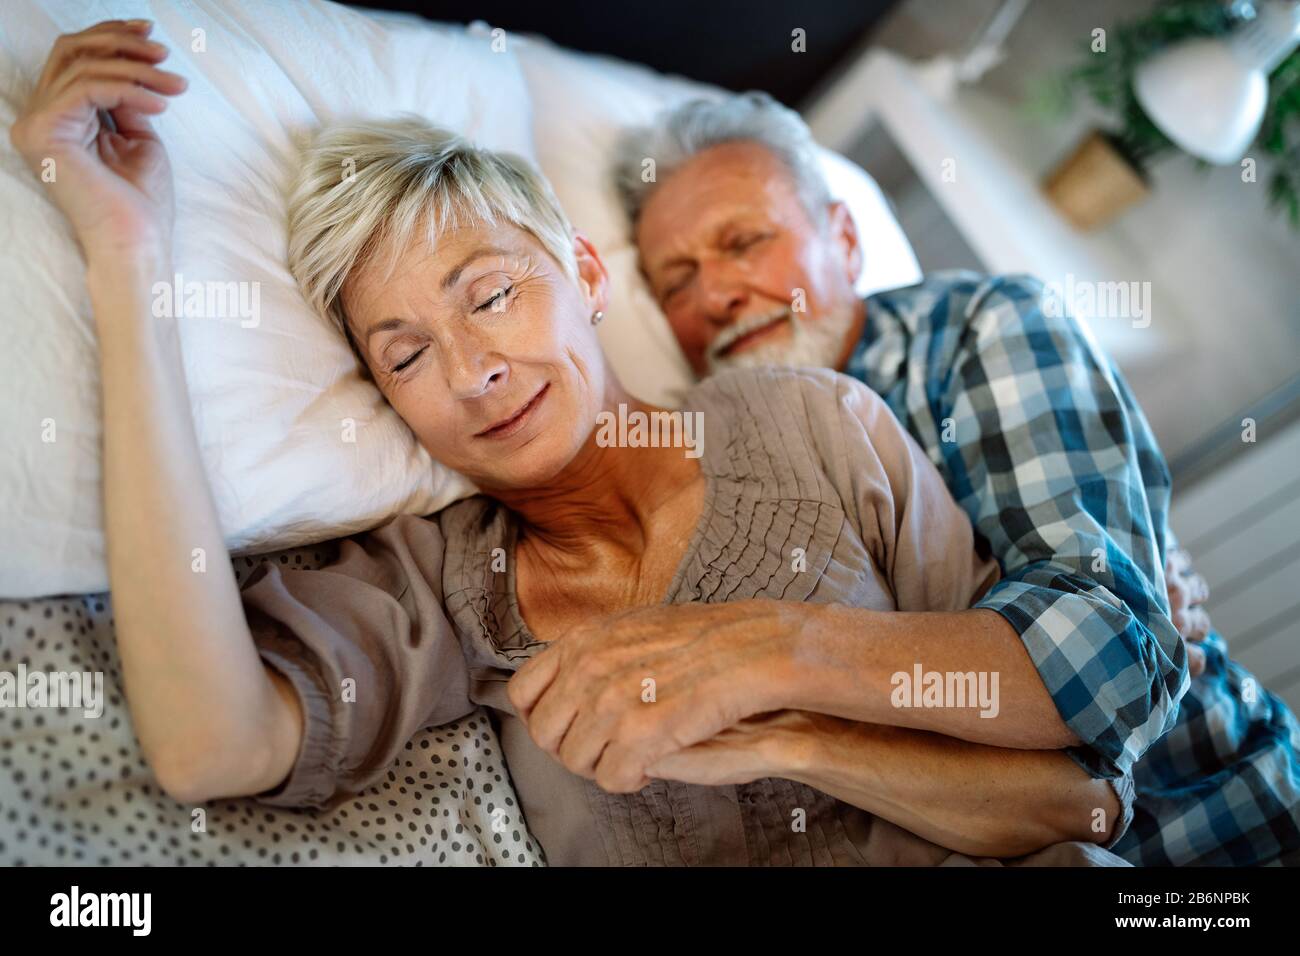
(340, 221, 610, 490)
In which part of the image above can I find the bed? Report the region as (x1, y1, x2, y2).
(0, 0, 920, 866)
(0, 543, 543, 866)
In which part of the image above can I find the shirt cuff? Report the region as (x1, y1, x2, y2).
(254, 641, 346, 810)
(1101, 773, 1136, 852)
(976, 575, 1165, 778)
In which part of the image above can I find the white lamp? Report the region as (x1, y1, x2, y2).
(1134, 0, 1300, 164)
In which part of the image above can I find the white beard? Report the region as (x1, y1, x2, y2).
(707, 305, 857, 376)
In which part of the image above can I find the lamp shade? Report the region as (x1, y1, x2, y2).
(1134, 39, 1267, 164)
(1133, 1, 1300, 166)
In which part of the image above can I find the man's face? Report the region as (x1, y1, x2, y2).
(635, 141, 864, 377)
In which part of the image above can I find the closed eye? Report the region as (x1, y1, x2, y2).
(475, 285, 513, 312)
(392, 347, 426, 373)
(661, 272, 693, 302)
(730, 232, 770, 251)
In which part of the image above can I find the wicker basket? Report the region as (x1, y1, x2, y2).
(1043, 131, 1150, 231)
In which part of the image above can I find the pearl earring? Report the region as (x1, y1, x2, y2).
(591, 310, 605, 326)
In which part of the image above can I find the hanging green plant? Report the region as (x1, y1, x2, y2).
(1052, 0, 1299, 228)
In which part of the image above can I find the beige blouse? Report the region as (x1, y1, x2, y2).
(239, 366, 1133, 866)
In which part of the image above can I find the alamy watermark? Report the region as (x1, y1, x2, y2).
(1042, 273, 1151, 329)
(595, 403, 704, 459)
(890, 663, 1000, 718)
(0, 665, 103, 718)
(151, 272, 261, 328)
(49, 886, 150, 936)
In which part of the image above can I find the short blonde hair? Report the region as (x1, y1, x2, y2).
(286, 116, 576, 361)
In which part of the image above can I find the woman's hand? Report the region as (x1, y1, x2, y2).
(8, 19, 187, 258)
(644, 710, 823, 786)
(506, 600, 808, 793)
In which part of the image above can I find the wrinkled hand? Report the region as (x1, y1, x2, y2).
(506, 600, 809, 793)
(9, 19, 186, 256)
(1167, 548, 1212, 677)
(644, 709, 823, 786)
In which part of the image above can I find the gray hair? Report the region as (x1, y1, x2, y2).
(287, 116, 576, 363)
(612, 92, 832, 228)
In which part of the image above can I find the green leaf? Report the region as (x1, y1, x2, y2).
(1048, 0, 1300, 232)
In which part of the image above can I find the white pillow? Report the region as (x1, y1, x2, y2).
(0, 0, 536, 598)
(516, 37, 922, 408)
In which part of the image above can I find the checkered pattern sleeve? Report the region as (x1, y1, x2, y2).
(873, 274, 1188, 778)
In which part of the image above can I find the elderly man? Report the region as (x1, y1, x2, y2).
(599, 92, 1298, 866)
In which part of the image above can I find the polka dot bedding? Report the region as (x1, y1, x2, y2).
(0, 543, 544, 866)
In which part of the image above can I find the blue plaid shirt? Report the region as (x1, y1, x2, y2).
(846, 271, 1300, 866)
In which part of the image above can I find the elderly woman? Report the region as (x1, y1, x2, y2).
(13, 22, 1132, 866)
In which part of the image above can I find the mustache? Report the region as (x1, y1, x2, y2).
(706, 309, 792, 362)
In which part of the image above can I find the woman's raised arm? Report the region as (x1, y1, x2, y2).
(9, 20, 302, 803)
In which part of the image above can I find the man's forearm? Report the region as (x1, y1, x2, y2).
(780, 604, 1081, 750)
(783, 714, 1117, 858)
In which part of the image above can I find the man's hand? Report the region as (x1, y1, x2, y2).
(506, 601, 806, 793)
(1166, 548, 1213, 677)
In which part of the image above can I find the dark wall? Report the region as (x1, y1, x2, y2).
(344, 1, 897, 106)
